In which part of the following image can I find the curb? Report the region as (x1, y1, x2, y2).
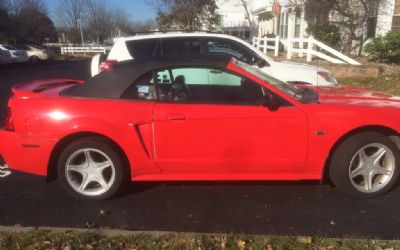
(0, 226, 178, 237)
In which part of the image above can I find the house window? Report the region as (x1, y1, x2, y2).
(294, 11, 301, 38)
(367, 0, 379, 38)
(367, 17, 377, 38)
(279, 12, 289, 38)
(395, 0, 400, 14)
(393, 0, 400, 32)
(393, 16, 400, 32)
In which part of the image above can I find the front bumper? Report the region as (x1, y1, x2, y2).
(0, 129, 58, 176)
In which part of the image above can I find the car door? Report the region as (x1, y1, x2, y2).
(152, 66, 308, 175)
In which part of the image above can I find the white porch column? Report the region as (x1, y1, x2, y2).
(298, 9, 306, 57)
(376, 0, 396, 36)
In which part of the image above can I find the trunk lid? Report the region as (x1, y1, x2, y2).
(11, 79, 84, 98)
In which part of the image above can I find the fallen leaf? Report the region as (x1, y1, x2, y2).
(237, 239, 246, 250)
(297, 236, 312, 244)
(99, 209, 110, 216)
(330, 220, 336, 226)
(266, 243, 273, 250)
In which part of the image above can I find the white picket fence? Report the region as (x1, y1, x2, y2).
(253, 36, 361, 65)
(252, 36, 280, 57)
(60, 46, 107, 55)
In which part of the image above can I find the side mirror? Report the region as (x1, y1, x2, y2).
(261, 93, 280, 111)
(258, 59, 270, 68)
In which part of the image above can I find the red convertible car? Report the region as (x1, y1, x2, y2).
(1, 55, 399, 200)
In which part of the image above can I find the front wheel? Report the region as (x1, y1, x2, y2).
(57, 138, 126, 200)
(329, 132, 400, 198)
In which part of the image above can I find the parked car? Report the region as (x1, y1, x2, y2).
(0, 44, 28, 63)
(91, 32, 337, 86)
(1, 55, 398, 200)
(14, 44, 54, 63)
(0, 49, 12, 64)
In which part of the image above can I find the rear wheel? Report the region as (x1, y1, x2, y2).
(329, 132, 400, 198)
(57, 138, 125, 200)
(29, 56, 40, 64)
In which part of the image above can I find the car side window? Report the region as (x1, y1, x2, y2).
(121, 71, 156, 101)
(162, 39, 201, 55)
(206, 39, 254, 63)
(155, 67, 265, 105)
(125, 39, 158, 59)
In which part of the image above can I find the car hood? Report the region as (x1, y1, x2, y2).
(272, 60, 330, 73)
(316, 86, 400, 107)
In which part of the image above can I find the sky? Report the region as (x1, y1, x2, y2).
(43, 0, 157, 24)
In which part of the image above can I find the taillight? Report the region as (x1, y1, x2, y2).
(100, 60, 117, 72)
(4, 108, 14, 131)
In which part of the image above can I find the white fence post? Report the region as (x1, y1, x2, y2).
(263, 37, 267, 53)
(307, 36, 314, 62)
(299, 38, 304, 58)
(274, 36, 279, 57)
(287, 38, 292, 60)
(253, 37, 256, 47)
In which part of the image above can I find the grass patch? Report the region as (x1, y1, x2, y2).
(338, 76, 400, 96)
(0, 230, 399, 250)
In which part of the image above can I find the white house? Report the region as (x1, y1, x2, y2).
(216, 0, 270, 39)
(253, 0, 399, 40)
(251, 0, 307, 40)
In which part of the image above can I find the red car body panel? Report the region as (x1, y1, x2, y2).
(1, 62, 400, 182)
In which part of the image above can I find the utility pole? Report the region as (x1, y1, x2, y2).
(77, 18, 86, 56)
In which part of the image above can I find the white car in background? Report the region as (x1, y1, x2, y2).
(0, 49, 12, 64)
(91, 32, 337, 86)
(14, 45, 54, 63)
(0, 44, 28, 63)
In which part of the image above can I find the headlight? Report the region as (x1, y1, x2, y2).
(318, 71, 337, 84)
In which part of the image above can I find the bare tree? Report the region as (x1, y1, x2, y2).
(149, 0, 219, 30)
(57, 0, 86, 30)
(232, 0, 258, 36)
(8, 0, 47, 15)
(57, 0, 133, 43)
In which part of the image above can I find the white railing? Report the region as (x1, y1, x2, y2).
(61, 46, 107, 55)
(44, 43, 76, 47)
(253, 36, 361, 65)
(252, 36, 280, 57)
(61, 47, 106, 54)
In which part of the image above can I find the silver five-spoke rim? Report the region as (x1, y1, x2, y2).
(65, 148, 115, 196)
(349, 143, 395, 193)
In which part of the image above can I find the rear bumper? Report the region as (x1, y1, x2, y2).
(0, 129, 58, 176)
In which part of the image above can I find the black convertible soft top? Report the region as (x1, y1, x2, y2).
(64, 54, 232, 99)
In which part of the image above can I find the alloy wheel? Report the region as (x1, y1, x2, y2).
(65, 148, 116, 196)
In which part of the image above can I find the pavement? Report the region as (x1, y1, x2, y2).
(1, 61, 400, 239)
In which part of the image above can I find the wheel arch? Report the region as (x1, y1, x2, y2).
(322, 125, 400, 183)
(46, 131, 131, 182)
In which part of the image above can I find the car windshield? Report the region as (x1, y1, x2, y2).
(14, 45, 28, 50)
(30, 45, 44, 50)
(235, 60, 304, 101)
(3, 45, 16, 50)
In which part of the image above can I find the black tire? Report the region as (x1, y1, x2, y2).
(329, 131, 400, 198)
(57, 137, 126, 201)
(29, 56, 40, 64)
